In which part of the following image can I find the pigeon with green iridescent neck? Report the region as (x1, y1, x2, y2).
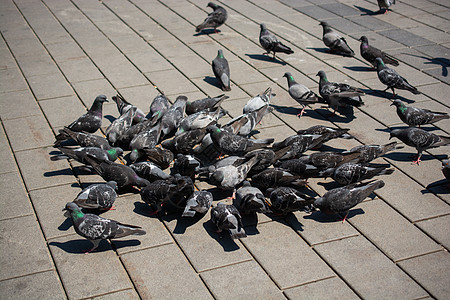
(375, 58, 420, 98)
(130, 161, 171, 181)
(212, 49, 231, 91)
(182, 191, 213, 217)
(147, 94, 169, 125)
(319, 22, 354, 57)
(63, 202, 145, 253)
(54, 128, 112, 149)
(359, 36, 398, 68)
(106, 107, 136, 145)
(389, 127, 450, 164)
(391, 99, 449, 127)
(314, 180, 385, 222)
(160, 96, 187, 139)
(267, 187, 315, 215)
(130, 123, 162, 162)
(243, 87, 275, 114)
(195, 2, 227, 33)
(259, 23, 294, 59)
(211, 202, 246, 239)
(272, 133, 330, 159)
(378, 0, 395, 14)
(186, 94, 228, 115)
(73, 181, 117, 211)
(343, 141, 399, 164)
(50, 146, 123, 164)
(320, 162, 395, 185)
(112, 94, 147, 124)
(283, 72, 320, 117)
(54, 95, 108, 143)
(234, 181, 269, 214)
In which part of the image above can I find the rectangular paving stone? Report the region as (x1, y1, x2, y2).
(0, 89, 42, 120)
(293, 5, 339, 20)
(0, 171, 34, 221)
(39, 95, 87, 129)
(0, 215, 54, 281)
(121, 243, 212, 299)
(147, 69, 198, 96)
(423, 67, 450, 84)
(0, 126, 17, 175)
(347, 15, 396, 31)
(319, 3, 360, 17)
(169, 54, 211, 79)
(349, 199, 442, 261)
(71, 78, 117, 107)
(92, 289, 140, 300)
(378, 28, 434, 47)
(28, 71, 74, 100)
(398, 251, 450, 299)
(417, 213, 450, 248)
(0, 270, 65, 300)
(314, 235, 428, 299)
(57, 56, 104, 83)
(15, 146, 76, 191)
(0, 68, 29, 93)
(3, 114, 55, 151)
(164, 214, 252, 272)
(200, 260, 284, 299)
(16, 55, 60, 77)
(240, 221, 335, 289)
(283, 277, 359, 299)
(126, 50, 173, 74)
(407, 26, 450, 44)
(48, 233, 133, 299)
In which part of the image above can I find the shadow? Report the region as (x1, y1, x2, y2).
(284, 213, 305, 232)
(163, 213, 206, 234)
(304, 208, 365, 223)
(133, 201, 160, 218)
(403, 53, 449, 77)
(353, 5, 384, 15)
(359, 88, 415, 104)
(111, 239, 142, 251)
(318, 144, 347, 153)
(193, 29, 220, 36)
(58, 217, 73, 231)
(383, 151, 438, 163)
(270, 104, 303, 116)
(317, 180, 342, 191)
(343, 66, 374, 72)
(245, 54, 286, 65)
(203, 220, 241, 251)
(307, 47, 356, 58)
(49, 239, 112, 254)
(423, 180, 450, 195)
(44, 168, 74, 177)
(313, 107, 357, 124)
(203, 76, 223, 90)
(104, 115, 116, 123)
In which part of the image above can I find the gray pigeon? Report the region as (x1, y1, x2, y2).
(54, 95, 108, 143)
(359, 36, 399, 68)
(268, 187, 315, 215)
(234, 181, 269, 214)
(225, 104, 273, 136)
(390, 127, 450, 164)
(182, 191, 213, 217)
(283, 72, 320, 117)
(160, 96, 187, 139)
(54, 128, 112, 150)
(210, 202, 246, 239)
(391, 99, 449, 127)
(112, 94, 147, 124)
(186, 94, 228, 115)
(116, 118, 154, 147)
(130, 161, 171, 181)
(272, 133, 329, 159)
(297, 125, 352, 147)
(259, 23, 294, 59)
(251, 168, 306, 191)
(161, 127, 207, 154)
(319, 22, 355, 57)
(63, 202, 145, 253)
(377, 0, 395, 14)
(344, 141, 399, 163)
(212, 49, 231, 91)
(176, 107, 227, 135)
(130, 123, 162, 162)
(297, 151, 361, 169)
(196, 2, 227, 33)
(314, 180, 385, 222)
(243, 87, 275, 114)
(50, 146, 123, 164)
(106, 107, 136, 145)
(143, 147, 174, 170)
(73, 181, 118, 210)
(172, 154, 202, 181)
(147, 94, 169, 125)
(375, 57, 420, 98)
(208, 156, 259, 190)
(442, 159, 450, 181)
(317, 70, 364, 114)
(321, 162, 395, 185)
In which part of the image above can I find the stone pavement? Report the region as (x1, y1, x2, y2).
(0, 0, 449, 298)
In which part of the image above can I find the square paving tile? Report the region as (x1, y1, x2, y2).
(0, 171, 34, 221)
(0, 126, 17, 175)
(0, 89, 42, 120)
(415, 215, 450, 250)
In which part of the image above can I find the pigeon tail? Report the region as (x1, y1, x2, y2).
(341, 96, 364, 107)
(273, 43, 294, 54)
(379, 168, 395, 176)
(191, 204, 209, 214)
(115, 224, 146, 238)
(182, 208, 196, 217)
(229, 227, 247, 239)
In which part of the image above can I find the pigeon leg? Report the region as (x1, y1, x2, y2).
(390, 88, 396, 99)
(339, 211, 349, 223)
(296, 106, 306, 118)
(106, 205, 116, 211)
(411, 153, 423, 165)
(84, 239, 100, 254)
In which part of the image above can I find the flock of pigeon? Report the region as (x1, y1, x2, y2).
(55, 1, 450, 253)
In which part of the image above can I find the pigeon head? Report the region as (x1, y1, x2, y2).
(216, 49, 224, 58)
(359, 36, 369, 43)
(63, 202, 83, 219)
(107, 147, 124, 161)
(130, 148, 142, 162)
(207, 2, 218, 9)
(106, 181, 118, 190)
(206, 124, 221, 134)
(319, 21, 329, 27)
(390, 99, 404, 108)
(94, 94, 108, 103)
(173, 95, 188, 108)
(316, 70, 327, 80)
(283, 72, 295, 82)
(389, 129, 403, 140)
(442, 159, 450, 168)
(260, 23, 267, 31)
(375, 57, 385, 67)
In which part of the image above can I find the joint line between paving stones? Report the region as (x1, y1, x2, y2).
(112, 240, 174, 256)
(77, 288, 138, 300)
(394, 248, 447, 264)
(0, 213, 34, 222)
(281, 275, 337, 292)
(0, 268, 58, 283)
(196, 258, 254, 274)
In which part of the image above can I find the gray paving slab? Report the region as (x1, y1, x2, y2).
(0, 270, 65, 300)
(415, 215, 450, 250)
(0, 171, 34, 221)
(16, 55, 60, 77)
(0, 68, 29, 93)
(0, 126, 17, 175)
(57, 57, 104, 83)
(283, 277, 359, 300)
(0, 89, 42, 120)
(0, 215, 54, 281)
(92, 289, 140, 300)
(121, 243, 213, 299)
(39, 95, 87, 129)
(27, 71, 74, 101)
(71, 79, 117, 107)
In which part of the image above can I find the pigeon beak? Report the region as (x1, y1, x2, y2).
(390, 102, 394, 106)
(389, 136, 393, 140)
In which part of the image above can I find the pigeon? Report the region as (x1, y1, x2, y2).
(297, 151, 361, 169)
(186, 94, 228, 115)
(251, 168, 306, 191)
(73, 181, 118, 210)
(208, 156, 259, 190)
(297, 125, 352, 147)
(182, 191, 214, 217)
(207, 125, 274, 156)
(63, 202, 145, 253)
(130, 123, 162, 162)
(195, 2, 227, 33)
(243, 87, 275, 114)
(176, 107, 226, 135)
(391, 100, 449, 127)
(147, 94, 169, 125)
(319, 21, 355, 57)
(106, 107, 136, 145)
(259, 23, 294, 59)
(375, 57, 420, 98)
(283, 72, 320, 117)
(50, 146, 123, 164)
(54, 95, 108, 143)
(244, 147, 291, 173)
(210, 202, 246, 239)
(130, 161, 171, 181)
(317, 70, 364, 114)
(160, 96, 187, 139)
(442, 159, 450, 181)
(234, 181, 269, 214)
(142, 147, 174, 170)
(377, 0, 395, 14)
(359, 36, 399, 68)
(272, 134, 329, 159)
(314, 180, 385, 222)
(320, 162, 395, 185)
(116, 118, 154, 147)
(212, 49, 231, 91)
(112, 94, 147, 124)
(267, 187, 315, 215)
(225, 105, 273, 136)
(172, 154, 201, 180)
(197, 155, 245, 175)
(389, 127, 450, 164)
(162, 128, 207, 154)
(85, 155, 150, 188)
(344, 141, 399, 164)
(54, 128, 112, 149)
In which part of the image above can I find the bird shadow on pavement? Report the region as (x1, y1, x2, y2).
(402, 53, 449, 77)
(422, 180, 450, 195)
(353, 5, 384, 16)
(304, 208, 365, 223)
(343, 66, 374, 72)
(358, 88, 416, 104)
(383, 151, 444, 163)
(193, 29, 220, 36)
(58, 217, 73, 231)
(203, 220, 241, 252)
(49, 239, 140, 254)
(375, 126, 441, 133)
(245, 54, 286, 65)
(270, 103, 303, 116)
(104, 115, 116, 123)
(313, 107, 357, 124)
(203, 76, 223, 90)
(316, 180, 342, 192)
(241, 213, 261, 236)
(133, 201, 160, 219)
(163, 213, 207, 235)
(44, 168, 74, 177)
